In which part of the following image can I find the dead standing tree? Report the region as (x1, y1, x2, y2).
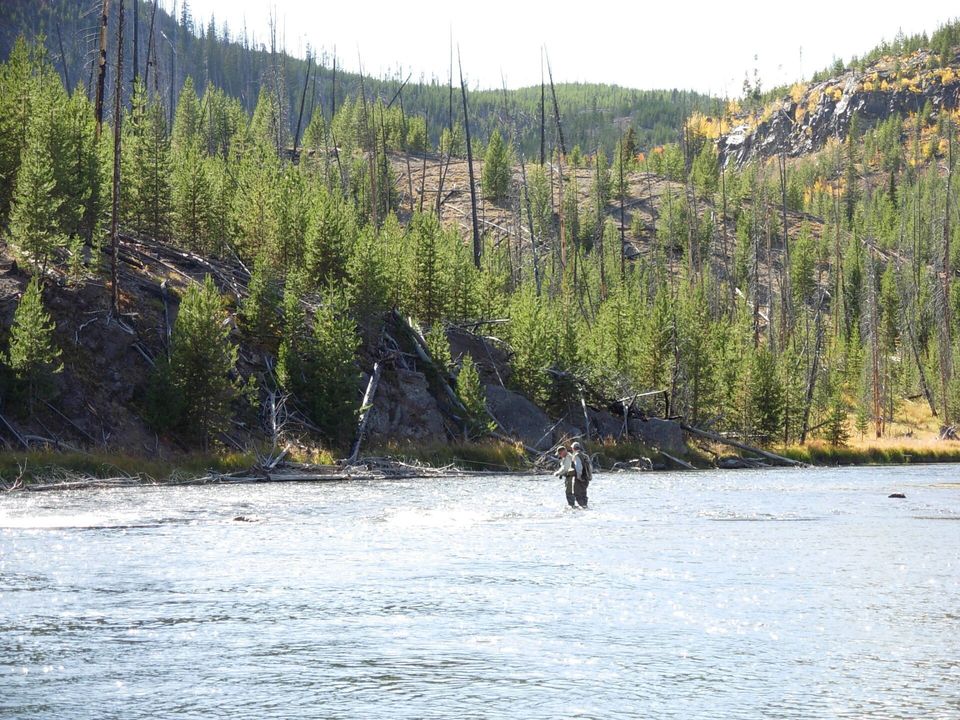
(458, 48, 481, 269)
(110, 0, 124, 316)
(94, 0, 111, 140)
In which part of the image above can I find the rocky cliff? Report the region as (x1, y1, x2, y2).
(718, 48, 960, 165)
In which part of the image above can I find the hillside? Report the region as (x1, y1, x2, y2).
(4, 19, 960, 472)
(0, 0, 720, 157)
(710, 22, 960, 165)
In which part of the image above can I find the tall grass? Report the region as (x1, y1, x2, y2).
(778, 441, 960, 465)
(0, 450, 256, 483)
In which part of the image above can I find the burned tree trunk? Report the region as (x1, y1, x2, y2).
(94, 0, 111, 139)
(56, 23, 72, 95)
(292, 51, 312, 156)
(110, 0, 124, 316)
(545, 49, 566, 156)
(459, 50, 481, 269)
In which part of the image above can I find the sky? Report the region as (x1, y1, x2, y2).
(182, 0, 958, 96)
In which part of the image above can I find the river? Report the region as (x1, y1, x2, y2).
(1, 465, 958, 719)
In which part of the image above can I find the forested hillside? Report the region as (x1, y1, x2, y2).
(0, 0, 720, 158)
(3, 10, 960, 460)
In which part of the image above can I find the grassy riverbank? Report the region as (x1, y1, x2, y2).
(0, 450, 258, 485)
(0, 438, 687, 487)
(4, 434, 960, 488)
(777, 439, 960, 466)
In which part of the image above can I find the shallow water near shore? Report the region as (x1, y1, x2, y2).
(2, 465, 959, 719)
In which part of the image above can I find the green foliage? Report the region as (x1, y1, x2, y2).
(151, 276, 239, 448)
(279, 286, 360, 447)
(824, 387, 850, 447)
(7, 105, 66, 272)
(691, 142, 719, 196)
(791, 222, 817, 306)
(457, 354, 491, 438)
(650, 144, 686, 182)
(170, 138, 211, 251)
(126, 81, 172, 239)
(507, 287, 552, 405)
(240, 252, 282, 348)
(412, 211, 447, 326)
(425, 322, 453, 374)
(439, 122, 465, 157)
(4, 278, 62, 411)
(749, 346, 784, 443)
(482, 129, 512, 202)
(305, 186, 356, 286)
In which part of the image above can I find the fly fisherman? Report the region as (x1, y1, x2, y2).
(553, 445, 577, 507)
(571, 441, 591, 508)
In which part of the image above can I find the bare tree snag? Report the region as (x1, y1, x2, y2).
(458, 49, 481, 268)
(94, 0, 111, 139)
(110, 0, 124, 317)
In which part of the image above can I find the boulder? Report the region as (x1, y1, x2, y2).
(367, 368, 448, 441)
(485, 384, 554, 450)
(587, 408, 624, 440)
(628, 417, 686, 454)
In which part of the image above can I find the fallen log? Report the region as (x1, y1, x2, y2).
(660, 450, 696, 470)
(347, 360, 382, 464)
(0, 412, 29, 449)
(680, 423, 807, 467)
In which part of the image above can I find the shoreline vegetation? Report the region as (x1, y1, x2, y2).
(5, 435, 960, 491)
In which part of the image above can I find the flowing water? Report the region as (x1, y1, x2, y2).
(1, 465, 959, 719)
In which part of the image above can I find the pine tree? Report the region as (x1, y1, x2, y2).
(825, 386, 850, 446)
(347, 224, 390, 323)
(231, 146, 278, 261)
(240, 251, 282, 348)
(304, 187, 355, 286)
(126, 83, 172, 239)
(281, 286, 360, 447)
(482, 129, 512, 202)
(162, 275, 239, 448)
(750, 346, 785, 443)
(457, 354, 490, 438)
(508, 287, 552, 404)
(171, 137, 212, 251)
(8, 110, 65, 273)
(425, 322, 453, 374)
(4, 278, 62, 412)
(691, 142, 719, 196)
(412, 211, 446, 326)
(171, 76, 202, 155)
(0, 38, 32, 222)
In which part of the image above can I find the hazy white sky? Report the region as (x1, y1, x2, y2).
(182, 0, 957, 95)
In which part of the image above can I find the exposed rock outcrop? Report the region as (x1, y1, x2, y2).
(719, 49, 960, 166)
(366, 368, 448, 441)
(484, 384, 555, 450)
(628, 417, 686, 454)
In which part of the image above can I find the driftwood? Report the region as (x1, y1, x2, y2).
(680, 423, 806, 467)
(43, 401, 98, 445)
(0, 412, 28, 449)
(659, 450, 696, 470)
(347, 360, 382, 464)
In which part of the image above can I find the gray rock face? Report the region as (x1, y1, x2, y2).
(719, 50, 960, 166)
(367, 368, 448, 441)
(485, 385, 554, 450)
(588, 408, 624, 440)
(627, 417, 686, 454)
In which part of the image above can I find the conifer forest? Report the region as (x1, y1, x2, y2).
(3, 1, 960, 464)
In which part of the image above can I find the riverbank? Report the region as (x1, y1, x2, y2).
(777, 439, 960, 465)
(0, 439, 688, 490)
(5, 435, 960, 491)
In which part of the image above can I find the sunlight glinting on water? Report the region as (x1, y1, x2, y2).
(1, 466, 958, 719)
